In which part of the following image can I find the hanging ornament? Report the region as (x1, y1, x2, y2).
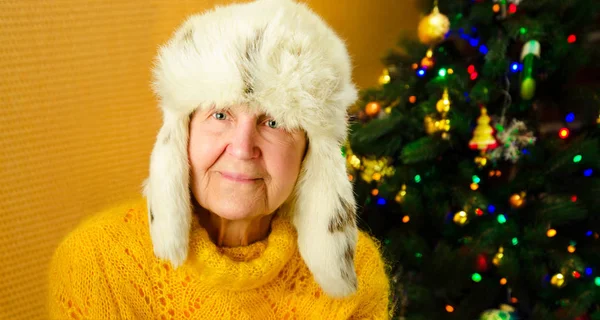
(424, 89, 451, 138)
(365, 101, 381, 116)
(436, 88, 451, 115)
(480, 304, 518, 320)
(417, 1, 450, 46)
(488, 119, 536, 163)
(509, 192, 526, 208)
(359, 157, 395, 183)
(492, 246, 504, 266)
(453, 211, 468, 226)
(520, 40, 541, 100)
(550, 273, 566, 288)
(378, 68, 391, 85)
(469, 107, 498, 151)
(395, 184, 407, 203)
(476, 254, 489, 272)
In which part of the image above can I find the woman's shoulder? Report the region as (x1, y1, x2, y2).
(54, 197, 150, 253)
(355, 229, 386, 262)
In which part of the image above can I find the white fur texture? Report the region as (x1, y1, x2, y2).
(144, 0, 359, 297)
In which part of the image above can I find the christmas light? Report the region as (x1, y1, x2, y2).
(409, 96, 417, 103)
(511, 63, 520, 72)
(567, 245, 576, 253)
(402, 215, 410, 223)
(468, 65, 476, 74)
(372, 173, 381, 181)
(508, 4, 517, 14)
(371, 189, 379, 196)
(492, 4, 500, 12)
(415, 252, 423, 258)
(472, 273, 482, 282)
(566, 112, 575, 122)
(500, 278, 507, 285)
(348, 174, 354, 181)
(471, 72, 478, 80)
(417, 69, 426, 77)
(567, 34, 577, 43)
(571, 195, 578, 202)
(559, 128, 570, 139)
(479, 45, 489, 54)
(547, 229, 557, 237)
(439, 68, 447, 77)
(573, 155, 582, 163)
(520, 27, 527, 35)
(512, 237, 519, 245)
(412, 63, 419, 70)
(497, 214, 507, 224)
(510, 297, 518, 304)
(586, 230, 593, 237)
(415, 175, 422, 183)
(595, 277, 600, 286)
(448, 68, 454, 74)
(475, 208, 484, 216)
(377, 198, 386, 205)
(470, 183, 479, 191)
(469, 38, 479, 47)
(583, 169, 593, 177)
(488, 205, 496, 213)
(572, 271, 581, 279)
(472, 175, 481, 183)
(454, 211, 468, 225)
(446, 305, 455, 313)
(585, 267, 593, 276)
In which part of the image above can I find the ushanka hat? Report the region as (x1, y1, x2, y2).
(142, 0, 359, 298)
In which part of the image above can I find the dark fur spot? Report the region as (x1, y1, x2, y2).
(150, 210, 154, 223)
(240, 27, 266, 95)
(162, 131, 170, 144)
(181, 28, 194, 44)
(344, 243, 355, 267)
(328, 197, 356, 233)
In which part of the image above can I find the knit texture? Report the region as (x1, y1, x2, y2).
(48, 198, 391, 319)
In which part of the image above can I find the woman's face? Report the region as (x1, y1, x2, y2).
(188, 105, 307, 221)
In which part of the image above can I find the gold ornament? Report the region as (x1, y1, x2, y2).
(417, 4, 450, 46)
(378, 68, 391, 85)
(492, 247, 504, 266)
(469, 107, 498, 151)
(453, 211, 468, 226)
(475, 155, 488, 168)
(436, 88, 451, 114)
(395, 184, 408, 203)
(365, 101, 381, 116)
(424, 115, 437, 135)
(509, 192, 526, 208)
(550, 273, 566, 288)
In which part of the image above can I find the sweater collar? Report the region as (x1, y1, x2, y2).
(188, 212, 297, 290)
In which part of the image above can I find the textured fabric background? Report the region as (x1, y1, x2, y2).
(0, 1, 418, 318)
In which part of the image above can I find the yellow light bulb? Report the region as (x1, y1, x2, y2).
(500, 278, 507, 285)
(567, 245, 576, 253)
(547, 229, 557, 238)
(402, 215, 410, 223)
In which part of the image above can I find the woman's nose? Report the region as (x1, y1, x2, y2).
(226, 120, 260, 160)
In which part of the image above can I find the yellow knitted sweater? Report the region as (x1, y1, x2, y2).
(48, 198, 391, 319)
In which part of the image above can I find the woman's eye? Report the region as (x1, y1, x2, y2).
(266, 119, 278, 128)
(213, 112, 227, 120)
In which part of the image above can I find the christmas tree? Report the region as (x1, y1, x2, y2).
(346, 0, 600, 319)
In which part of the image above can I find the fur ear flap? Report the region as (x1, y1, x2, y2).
(142, 113, 192, 268)
(293, 139, 358, 298)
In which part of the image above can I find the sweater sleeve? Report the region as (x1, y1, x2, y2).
(351, 232, 392, 320)
(48, 226, 120, 319)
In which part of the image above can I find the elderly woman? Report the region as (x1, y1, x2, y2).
(48, 0, 390, 318)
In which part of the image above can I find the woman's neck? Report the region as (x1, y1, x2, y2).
(195, 207, 274, 247)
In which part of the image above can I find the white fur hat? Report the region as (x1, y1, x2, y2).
(142, 0, 359, 298)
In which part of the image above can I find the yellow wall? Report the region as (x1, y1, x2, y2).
(0, 1, 419, 318)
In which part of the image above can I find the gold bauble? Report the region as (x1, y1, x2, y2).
(453, 211, 468, 226)
(436, 89, 451, 114)
(509, 192, 526, 208)
(424, 115, 437, 135)
(418, 6, 450, 46)
(365, 101, 381, 116)
(550, 273, 566, 288)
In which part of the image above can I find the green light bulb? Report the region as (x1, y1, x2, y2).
(573, 155, 582, 163)
(472, 273, 482, 282)
(439, 68, 447, 77)
(497, 214, 507, 224)
(415, 175, 421, 183)
(472, 175, 481, 184)
(512, 237, 518, 245)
